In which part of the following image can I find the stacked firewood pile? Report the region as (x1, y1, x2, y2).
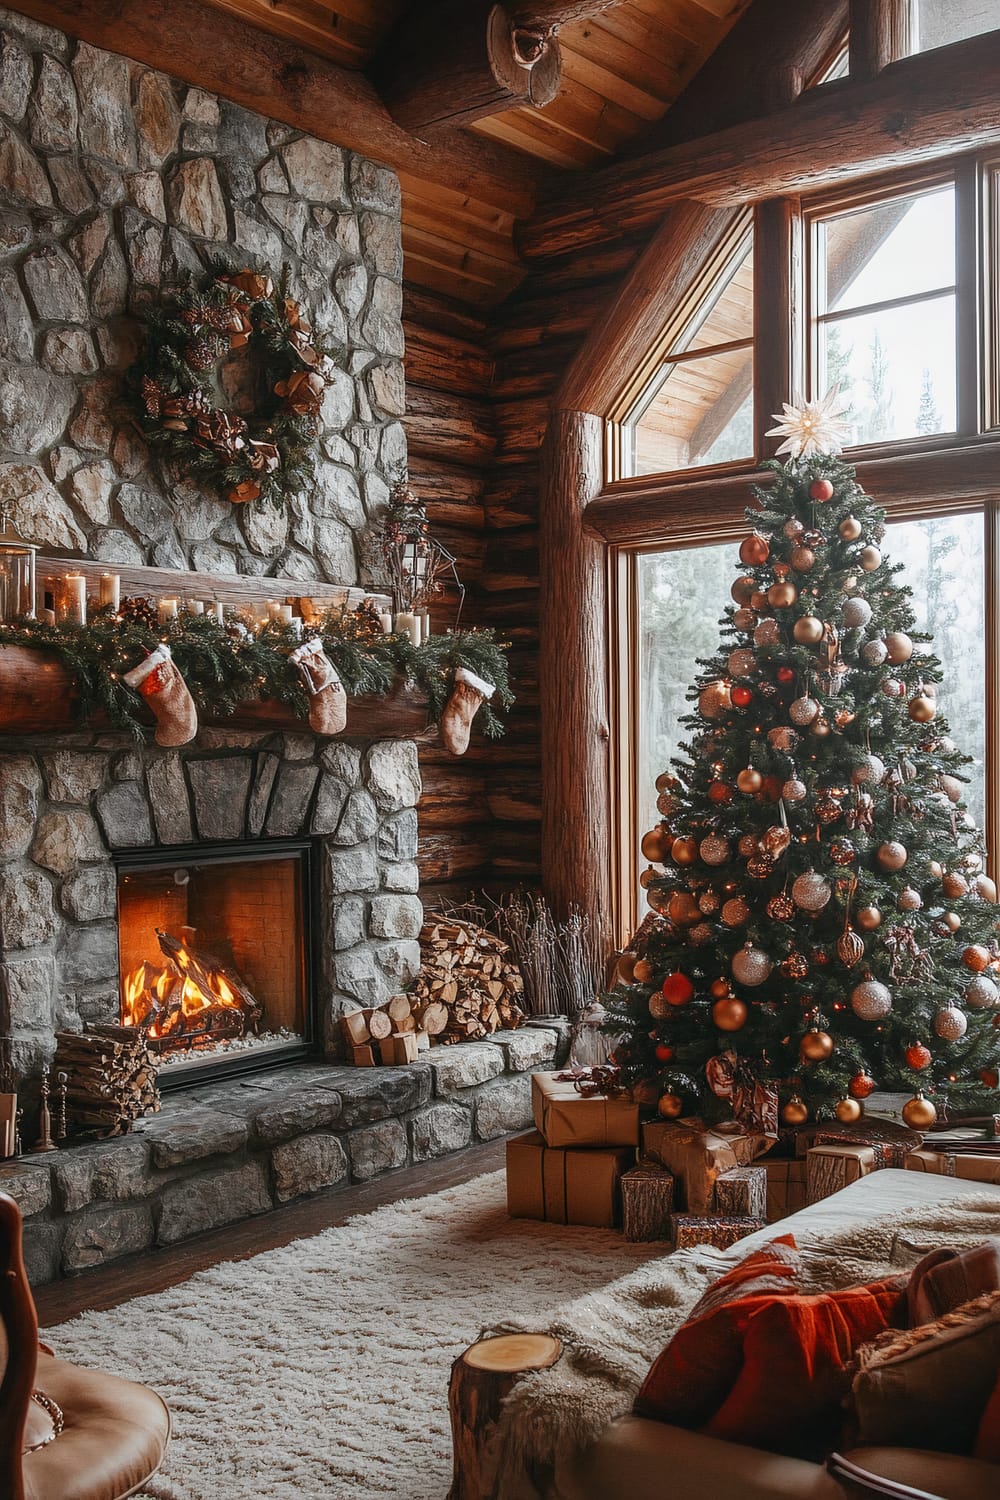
(340, 916, 526, 1064)
(54, 1024, 161, 1137)
(412, 916, 525, 1044)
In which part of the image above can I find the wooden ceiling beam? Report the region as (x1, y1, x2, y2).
(10, 0, 538, 219)
(521, 27, 1000, 258)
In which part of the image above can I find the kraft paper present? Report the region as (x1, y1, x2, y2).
(621, 1164, 675, 1242)
(792, 1119, 921, 1161)
(904, 1148, 1000, 1185)
(806, 1143, 881, 1205)
(506, 1130, 635, 1227)
(713, 1164, 767, 1219)
(763, 1157, 808, 1222)
(671, 1214, 766, 1250)
(531, 1071, 640, 1149)
(642, 1120, 771, 1214)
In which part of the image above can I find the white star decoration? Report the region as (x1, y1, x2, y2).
(765, 389, 851, 458)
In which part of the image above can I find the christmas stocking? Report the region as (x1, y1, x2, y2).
(290, 637, 347, 735)
(441, 667, 495, 757)
(124, 644, 198, 747)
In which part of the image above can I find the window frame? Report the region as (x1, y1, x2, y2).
(602, 153, 1000, 946)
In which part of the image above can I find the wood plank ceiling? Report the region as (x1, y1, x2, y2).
(202, 0, 753, 306)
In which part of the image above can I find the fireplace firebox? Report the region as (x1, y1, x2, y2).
(115, 841, 314, 1086)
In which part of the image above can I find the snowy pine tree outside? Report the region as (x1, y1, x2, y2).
(609, 452, 1000, 1127)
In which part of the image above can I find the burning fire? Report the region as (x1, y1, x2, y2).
(122, 928, 261, 1050)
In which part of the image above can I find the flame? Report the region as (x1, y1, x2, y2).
(122, 930, 251, 1046)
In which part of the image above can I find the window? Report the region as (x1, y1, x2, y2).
(808, 180, 958, 445)
(624, 234, 753, 477)
(912, 0, 1000, 51)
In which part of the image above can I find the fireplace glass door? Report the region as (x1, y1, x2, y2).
(116, 843, 310, 1078)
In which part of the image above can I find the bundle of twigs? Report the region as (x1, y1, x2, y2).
(441, 892, 605, 1021)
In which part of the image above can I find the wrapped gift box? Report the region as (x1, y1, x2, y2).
(806, 1143, 883, 1205)
(792, 1119, 921, 1161)
(506, 1130, 635, 1227)
(642, 1121, 770, 1214)
(621, 1164, 674, 1242)
(714, 1164, 767, 1219)
(671, 1214, 766, 1250)
(904, 1148, 1000, 1185)
(531, 1071, 639, 1149)
(763, 1158, 808, 1222)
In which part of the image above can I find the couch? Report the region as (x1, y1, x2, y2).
(491, 1169, 1000, 1500)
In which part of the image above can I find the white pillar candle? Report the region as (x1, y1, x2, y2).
(213, 601, 225, 624)
(39, 607, 56, 626)
(266, 599, 281, 620)
(99, 573, 120, 611)
(277, 603, 294, 624)
(379, 611, 394, 635)
(186, 598, 205, 615)
(395, 611, 420, 646)
(64, 573, 87, 626)
(289, 616, 304, 639)
(420, 609, 431, 642)
(157, 597, 178, 624)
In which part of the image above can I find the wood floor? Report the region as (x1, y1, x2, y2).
(35, 1137, 507, 1328)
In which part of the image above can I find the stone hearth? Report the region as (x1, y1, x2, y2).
(0, 1029, 565, 1283)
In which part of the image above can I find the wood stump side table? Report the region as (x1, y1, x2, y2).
(447, 1332, 563, 1500)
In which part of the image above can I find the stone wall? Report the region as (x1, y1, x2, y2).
(0, 730, 424, 1073)
(0, 6, 404, 582)
(0, 1031, 561, 1283)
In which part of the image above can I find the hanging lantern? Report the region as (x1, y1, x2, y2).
(0, 512, 36, 621)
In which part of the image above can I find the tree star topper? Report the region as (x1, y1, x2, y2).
(766, 389, 851, 458)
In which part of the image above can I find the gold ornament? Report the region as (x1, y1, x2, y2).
(721, 897, 750, 927)
(837, 927, 865, 967)
(811, 716, 831, 737)
(768, 582, 798, 609)
(655, 772, 680, 793)
(975, 874, 998, 902)
(768, 726, 800, 752)
(632, 958, 653, 984)
(941, 911, 961, 933)
(767, 892, 796, 921)
(738, 833, 759, 857)
(877, 841, 908, 872)
(898, 887, 923, 912)
(737, 767, 763, 793)
(939, 774, 964, 804)
(835, 1096, 863, 1124)
(699, 889, 721, 915)
(781, 1094, 809, 1126)
(839, 516, 863, 541)
(962, 944, 991, 972)
(790, 546, 816, 573)
(816, 796, 842, 824)
(699, 681, 732, 720)
(728, 648, 757, 678)
(658, 1091, 684, 1119)
(671, 837, 699, 866)
(901, 1092, 937, 1130)
(747, 854, 776, 879)
(942, 871, 969, 899)
(781, 951, 810, 979)
(668, 892, 701, 926)
(859, 545, 882, 571)
(884, 632, 913, 663)
(800, 1029, 834, 1062)
(712, 995, 748, 1031)
(909, 694, 936, 724)
(648, 993, 671, 1019)
(640, 827, 668, 862)
(733, 607, 757, 631)
(856, 905, 882, 931)
(731, 576, 755, 605)
(793, 615, 824, 644)
(739, 533, 770, 566)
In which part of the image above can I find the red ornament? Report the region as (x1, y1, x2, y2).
(654, 1043, 674, 1063)
(981, 1068, 999, 1089)
(761, 775, 785, 802)
(905, 1042, 932, 1071)
(708, 782, 733, 804)
(731, 685, 753, 708)
(777, 666, 795, 684)
(661, 971, 695, 1007)
(809, 479, 835, 502)
(849, 1070, 876, 1099)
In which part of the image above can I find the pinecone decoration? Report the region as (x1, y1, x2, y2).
(119, 595, 158, 628)
(141, 375, 166, 418)
(184, 333, 226, 371)
(194, 409, 248, 457)
(179, 307, 205, 327)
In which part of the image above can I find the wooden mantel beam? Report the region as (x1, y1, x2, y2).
(7, 0, 537, 219)
(520, 26, 1000, 257)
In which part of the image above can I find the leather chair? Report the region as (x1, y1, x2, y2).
(0, 1192, 171, 1500)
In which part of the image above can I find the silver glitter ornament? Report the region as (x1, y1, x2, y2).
(732, 943, 773, 987)
(721, 897, 750, 926)
(782, 778, 807, 802)
(898, 887, 922, 912)
(768, 726, 800, 752)
(843, 597, 873, 629)
(789, 695, 820, 726)
(851, 979, 893, 1021)
(964, 975, 999, 1009)
(851, 754, 885, 786)
(862, 639, 888, 667)
(700, 835, 731, 866)
(792, 870, 832, 912)
(934, 1003, 968, 1040)
(754, 619, 781, 648)
(728, 648, 757, 677)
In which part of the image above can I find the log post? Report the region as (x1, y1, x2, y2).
(849, 0, 912, 82)
(753, 198, 801, 459)
(540, 409, 612, 952)
(448, 1333, 562, 1500)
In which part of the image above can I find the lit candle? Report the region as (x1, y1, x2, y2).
(212, 601, 225, 624)
(395, 611, 420, 646)
(379, 610, 394, 635)
(64, 573, 87, 626)
(277, 603, 294, 625)
(266, 599, 281, 620)
(186, 599, 205, 615)
(99, 573, 120, 611)
(157, 597, 178, 624)
(420, 609, 431, 642)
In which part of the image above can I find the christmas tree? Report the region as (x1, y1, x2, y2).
(607, 394, 1000, 1133)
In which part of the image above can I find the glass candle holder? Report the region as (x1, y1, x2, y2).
(0, 512, 37, 621)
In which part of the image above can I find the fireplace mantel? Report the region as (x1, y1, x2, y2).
(0, 647, 434, 740)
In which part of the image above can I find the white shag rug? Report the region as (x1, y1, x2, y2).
(44, 1170, 663, 1500)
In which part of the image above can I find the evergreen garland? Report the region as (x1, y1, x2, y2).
(0, 610, 512, 741)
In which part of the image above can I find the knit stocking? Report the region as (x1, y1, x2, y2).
(441, 667, 495, 757)
(290, 637, 347, 735)
(124, 644, 198, 747)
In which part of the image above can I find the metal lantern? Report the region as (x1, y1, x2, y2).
(380, 480, 465, 626)
(0, 512, 36, 622)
